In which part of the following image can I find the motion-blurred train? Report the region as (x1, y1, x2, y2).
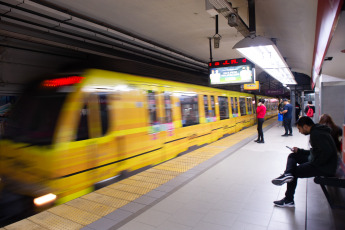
(0, 68, 278, 222)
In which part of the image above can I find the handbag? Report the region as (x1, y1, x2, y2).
(278, 113, 283, 121)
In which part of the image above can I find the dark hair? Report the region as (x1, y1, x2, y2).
(259, 99, 265, 103)
(319, 114, 334, 126)
(319, 114, 342, 152)
(319, 114, 337, 132)
(308, 101, 312, 104)
(296, 116, 314, 127)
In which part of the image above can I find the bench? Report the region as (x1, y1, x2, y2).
(314, 159, 345, 209)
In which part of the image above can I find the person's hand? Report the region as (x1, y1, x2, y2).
(292, 147, 298, 153)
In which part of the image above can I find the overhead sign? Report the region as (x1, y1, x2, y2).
(209, 58, 255, 85)
(264, 89, 286, 96)
(244, 81, 259, 90)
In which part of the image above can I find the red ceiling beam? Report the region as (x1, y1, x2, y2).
(311, 0, 344, 89)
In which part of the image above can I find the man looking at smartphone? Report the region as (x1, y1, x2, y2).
(271, 116, 338, 207)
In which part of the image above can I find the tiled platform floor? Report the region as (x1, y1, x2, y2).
(115, 123, 345, 230)
(114, 123, 311, 230)
(4, 120, 345, 230)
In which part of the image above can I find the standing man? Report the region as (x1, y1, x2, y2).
(280, 99, 293, 136)
(254, 99, 266, 143)
(271, 116, 337, 207)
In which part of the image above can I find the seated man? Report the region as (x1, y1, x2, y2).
(272, 116, 338, 207)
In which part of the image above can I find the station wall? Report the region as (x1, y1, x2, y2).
(320, 81, 345, 128)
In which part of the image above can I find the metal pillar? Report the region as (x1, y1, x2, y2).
(314, 91, 320, 123)
(248, 0, 256, 33)
(290, 89, 296, 125)
(301, 91, 305, 116)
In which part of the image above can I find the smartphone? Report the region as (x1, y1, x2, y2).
(286, 146, 293, 151)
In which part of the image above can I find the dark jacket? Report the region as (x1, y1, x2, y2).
(297, 124, 338, 175)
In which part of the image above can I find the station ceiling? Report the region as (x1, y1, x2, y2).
(0, 0, 344, 93)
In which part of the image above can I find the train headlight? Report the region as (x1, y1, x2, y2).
(33, 193, 57, 206)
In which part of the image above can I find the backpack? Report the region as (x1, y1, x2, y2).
(306, 106, 314, 117)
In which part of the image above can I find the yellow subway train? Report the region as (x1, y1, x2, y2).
(0, 68, 278, 220)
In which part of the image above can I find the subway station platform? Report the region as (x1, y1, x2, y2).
(2, 118, 345, 230)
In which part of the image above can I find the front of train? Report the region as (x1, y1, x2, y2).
(0, 76, 83, 226)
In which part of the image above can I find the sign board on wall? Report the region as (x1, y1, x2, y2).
(244, 81, 259, 90)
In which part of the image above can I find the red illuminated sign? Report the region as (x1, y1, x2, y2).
(208, 58, 251, 68)
(41, 76, 85, 87)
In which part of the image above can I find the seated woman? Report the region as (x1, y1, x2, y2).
(319, 114, 343, 157)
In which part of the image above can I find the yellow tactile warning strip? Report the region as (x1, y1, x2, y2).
(3, 118, 277, 230)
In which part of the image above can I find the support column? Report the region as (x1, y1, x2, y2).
(290, 89, 296, 125)
(314, 91, 320, 123)
(301, 91, 305, 116)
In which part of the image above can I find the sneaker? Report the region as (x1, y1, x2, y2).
(272, 173, 294, 186)
(288, 133, 293, 136)
(281, 134, 289, 136)
(254, 139, 259, 142)
(257, 140, 265, 143)
(273, 198, 295, 208)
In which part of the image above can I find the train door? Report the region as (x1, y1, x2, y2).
(85, 92, 114, 181)
(54, 91, 112, 202)
(77, 92, 110, 171)
(146, 88, 164, 165)
(160, 88, 175, 162)
(209, 95, 219, 141)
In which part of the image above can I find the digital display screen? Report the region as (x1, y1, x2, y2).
(209, 58, 255, 85)
(209, 65, 255, 85)
(41, 76, 84, 88)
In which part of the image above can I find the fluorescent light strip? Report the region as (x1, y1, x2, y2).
(233, 37, 297, 85)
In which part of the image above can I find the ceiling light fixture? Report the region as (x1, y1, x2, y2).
(233, 36, 297, 85)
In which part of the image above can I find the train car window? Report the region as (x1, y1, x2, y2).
(148, 90, 158, 125)
(264, 99, 268, 110)
(4, 89, 67, 145)
(76, 104, 89, 141)
(98, 94, 109, 135)
(203, 95, 209, 120)
(180, 94, 199, 127)
(231, 97, 238, 117)
(239, 98, 246, 116)
(164, 92, 173, 123)
(210, 96, 215, 117)
(247, 97, 252, 115)
(252, 98, 256, 114)
(218, 96, 229, 120)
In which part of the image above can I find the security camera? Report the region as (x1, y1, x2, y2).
(228, 13, 238, 27)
